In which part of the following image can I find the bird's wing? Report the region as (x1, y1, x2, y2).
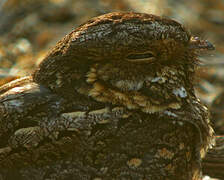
(0, 76, 130, 151)
(0, 77, 64, 146)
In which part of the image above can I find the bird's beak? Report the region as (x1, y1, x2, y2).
(189, 37, 215, 51)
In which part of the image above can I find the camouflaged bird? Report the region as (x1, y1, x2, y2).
(0, 12, 215, 180)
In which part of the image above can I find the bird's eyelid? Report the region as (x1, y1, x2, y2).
(188, 37, 215, 51)
(126, 51, 155, 61)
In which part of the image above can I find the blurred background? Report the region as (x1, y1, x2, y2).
(0, 0, 223, 178)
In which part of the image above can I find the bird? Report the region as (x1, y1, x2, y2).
(0, 12, 215, 180)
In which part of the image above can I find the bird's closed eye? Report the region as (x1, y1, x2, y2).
(126, 52, 155, 62)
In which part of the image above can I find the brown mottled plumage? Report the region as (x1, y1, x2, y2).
(0, 12, 214, 180)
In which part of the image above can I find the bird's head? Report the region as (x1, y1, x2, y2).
(66, 12, 214, 64)
(33, 12, 214, 113)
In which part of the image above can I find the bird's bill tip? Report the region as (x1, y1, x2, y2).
(189, 37, 215, 51)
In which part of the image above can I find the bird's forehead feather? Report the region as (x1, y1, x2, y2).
(71, 12, 190, 45)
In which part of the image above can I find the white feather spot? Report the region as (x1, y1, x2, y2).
(164, 110, 178, 118)
(173, 87, 187, 98)
(151, 77, 162, 82)
(151, 77, 166, 83)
